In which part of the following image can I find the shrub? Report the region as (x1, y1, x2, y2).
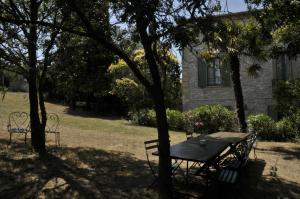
(146, 109, 157, 127)
(273, 79, 300, 116)
(248, 113, 300, 141)
(247, 114, 276, 140)
(276, 118, 297, 141)
(183, 105, 237, 134)
(130, 105, 236, 134)
(166, 109, 184, 130)
(128, 109, 149, 125)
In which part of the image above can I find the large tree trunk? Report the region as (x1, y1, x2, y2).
(139, 32, 172, 198)
(152, 86, 172, 198)
(229, 53, 247, 132)
(28, 0, 46, 154)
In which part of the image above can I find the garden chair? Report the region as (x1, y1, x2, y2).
(186, 132, 194, 140)
(205, 133, 258, 187)
(45, 113, 60, 147)
(241, 132, 257, 165)
(7, 112, 30, 144)
(144, 139, 184, 189)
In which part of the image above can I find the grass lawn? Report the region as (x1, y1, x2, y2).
(0, 92, 300, 198)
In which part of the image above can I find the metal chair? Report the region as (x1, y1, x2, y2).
(45, 113, 60, 147)
(144, 139, 183, 189)
(186, 132, 194, 140)
(241, 132, 257, 165)
(7, 112, 30, 144)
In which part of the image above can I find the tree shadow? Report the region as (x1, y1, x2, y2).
(256, 145, 300, 161)
(1, 139, 300, 199)
(0, 139, 157, 199)
(63, 107, 122, 120)
(201, 158, 300, 199)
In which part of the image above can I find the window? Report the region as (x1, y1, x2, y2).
(275, 55, 292, 80)
(207, 59, 222, 86)
(198, 58, 231, 88)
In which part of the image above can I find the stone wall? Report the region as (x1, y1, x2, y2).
(182, 47, 276, 116)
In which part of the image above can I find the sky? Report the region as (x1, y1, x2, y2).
(224, 0, 248, 12)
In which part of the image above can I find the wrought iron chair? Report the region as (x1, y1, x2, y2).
(205, 133, 258, 186)
(7, 112, 30, 144)
(241, 132, 258, 166)
(144, 139, 183, 189)
(45, 113, 60, 147)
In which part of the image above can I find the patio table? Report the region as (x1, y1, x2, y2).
(153, 131, 250, 183)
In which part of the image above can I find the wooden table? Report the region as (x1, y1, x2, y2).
(154, 132, 250, 184)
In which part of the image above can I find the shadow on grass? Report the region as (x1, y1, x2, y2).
(202, 159, 300, 199)
(256, 145, 300, 161)
(0, 139, 156, 199)
(1, 139, 300, 199)
(63, 107, 122, 121)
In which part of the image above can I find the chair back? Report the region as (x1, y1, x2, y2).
(45, 113, 59, 133)
(7, 112, 30, 132)
(144, 139, 159, 177)
(241, 133, 257, 166)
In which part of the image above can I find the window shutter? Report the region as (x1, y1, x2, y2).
(221, 60, 231, 87)
(198, 58, 207, 88)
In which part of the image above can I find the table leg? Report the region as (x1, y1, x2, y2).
(186, 161, 189, 184)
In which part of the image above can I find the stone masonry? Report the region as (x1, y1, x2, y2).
(182, 34, 300, 118)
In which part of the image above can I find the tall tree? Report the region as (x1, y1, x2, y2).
(1, 0, 224, 197)
(49, 34, 114, 111)
(62, 1, 219, 197)
(0, 0, 65, 154)
(198, 18, 269, 132)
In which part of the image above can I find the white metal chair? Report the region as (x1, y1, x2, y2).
(7, 112, 30, 144)
(45, 113, 60, 147)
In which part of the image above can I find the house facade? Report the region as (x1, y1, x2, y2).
(182, 12, 300, 119)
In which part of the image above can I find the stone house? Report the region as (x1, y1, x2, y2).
(182, 11, 300, 119)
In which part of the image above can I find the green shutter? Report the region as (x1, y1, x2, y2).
(198, 58, 207, 88)
(221, 60, 231, 87)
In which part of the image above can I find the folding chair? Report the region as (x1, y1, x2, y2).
(45, 113, 60, 147)
(7, 112, 30, 144)
(144, 139, 184, 189)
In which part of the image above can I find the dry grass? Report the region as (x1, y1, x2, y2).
(0, 92, 300, 198)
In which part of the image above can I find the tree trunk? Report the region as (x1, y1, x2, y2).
(38, 71, 47, 152)
(152, 86, 172, 199)
(28, 0, 45, 154)
(229, 53, 247, 132)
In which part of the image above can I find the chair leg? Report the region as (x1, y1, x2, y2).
(57, 132, 60, 147)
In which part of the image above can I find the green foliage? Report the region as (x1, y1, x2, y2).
(130, 105, 236, 133)
(183, 105, 236, 134)
(129, 109, 156, 127)
(247, 114, 276, 140)
(273, 79, 300, 116)
(276, 117, 297, 141)
(247, 0, 300, 57)
(110, 77, 144, 110)
(109, 48, 181, 111)
(247, 113, 299, 141)
(166, 109, 184, 130)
